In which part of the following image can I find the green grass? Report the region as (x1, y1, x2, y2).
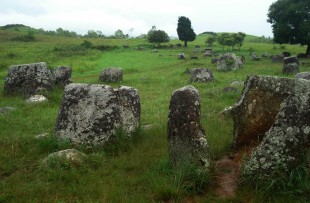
(0, 28, 310, 202)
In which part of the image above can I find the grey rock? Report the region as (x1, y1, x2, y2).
(227, 75, 295, 148)
(217, 53, 243, 72)
(4, 62, 54, 96)
(242, 79, 310, 179)
(168, 85, 210, 168)
(43, 149, 87, 167)
(55, 83, 140, 146)
(282, 62, 299, 75)
(189, 68, 214, 83)
(283, 56, 299, 65)
(296, 72, 310, 80)
(25, 95, 48, 103)
(271, 54, 284, 63)
(53, 66, 72, 86)
(99, 68, 123, 82)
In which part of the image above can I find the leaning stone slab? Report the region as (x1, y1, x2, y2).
(4, 62, 54, 96)
(227, 75, 295, 148)
(99, 67, 123, 82)
(55, 83, 140, 146)
(168, 85, 210, 168)
(189, 68, 214, 82)
(242, 79, 310, 179)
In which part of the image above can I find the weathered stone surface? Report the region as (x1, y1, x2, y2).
(283, 56, 299, 65)
(43, 149, 87, 167)
(271, 54, 284, 63)
(242, 79, 310, 179)
(296, 72, 310, 80)
(217, 53, 243, 72)
(227, 75, 295, 148)
(53, 66, 72, 86)
(117, 86, 141, 133)
(189, 68, 214, 83)
(168, 85, 210, 168)
(282, 63, 299, 75)
(250, 53, 260, 61)
(4, 62, 54, 96)
(99, 68, 123, 82)
(25, 95, 48, 103)
(55, 83, 140, 146)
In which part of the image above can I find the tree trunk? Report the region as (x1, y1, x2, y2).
(306, 44, 310, 56)
(184, 41, 188, 47)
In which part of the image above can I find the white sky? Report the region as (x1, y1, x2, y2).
(0, 0, 276, 37)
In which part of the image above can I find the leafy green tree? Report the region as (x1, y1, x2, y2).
(267, 0, 310, 55)
(232, 32, 246, 50)
(147, 28, 169, 46)
(205, 36, 217, 47)
(176, 16, 196, 47)
(114, 29, 128, 39)
(217, 33, 234, 51)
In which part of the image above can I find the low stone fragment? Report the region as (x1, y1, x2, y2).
(43, 149, 87, 167)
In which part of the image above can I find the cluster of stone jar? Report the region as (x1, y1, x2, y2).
(3, 62, 310, 180)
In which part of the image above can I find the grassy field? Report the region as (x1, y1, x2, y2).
(0, 28, 310, 202)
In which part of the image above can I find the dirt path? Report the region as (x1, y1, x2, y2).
(214, 155, 240, 197)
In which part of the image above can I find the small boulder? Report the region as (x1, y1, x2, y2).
(296, 72, 310, 80)
(271, 54, 284, 63)
(189, 68, 214, 83)
(42, 149, 87, 167)
(25, 95, 48, 103)
(282, 63, 299, 75)
(99, 68, 123, 82)
(4, 62, 54, 96)
(217, 53, 243, 72)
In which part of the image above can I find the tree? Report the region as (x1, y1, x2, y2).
(147, 28, 169, 46)
(267, 0, 310, 55)
(176, 16, 196, 47)
(232, 32, 246, 50)
(217, 33, 234, 51)
(205, 35, 217, 47)
(114, 29, 127, 39)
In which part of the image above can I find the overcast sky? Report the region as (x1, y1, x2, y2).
(0, 0, 276, 37)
